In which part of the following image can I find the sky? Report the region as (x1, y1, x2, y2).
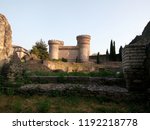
(0, 0, 150, 54)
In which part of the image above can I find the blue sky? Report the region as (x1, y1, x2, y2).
(0, 0, 150, 54)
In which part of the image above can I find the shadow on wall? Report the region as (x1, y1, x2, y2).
(145, 43, 150, 87)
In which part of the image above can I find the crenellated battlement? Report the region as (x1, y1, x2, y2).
(76, 35, 91, 44)
(48, 40, 64, 46)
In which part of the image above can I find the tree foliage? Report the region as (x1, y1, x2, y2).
(119, 46, 123, 61)
(106, 49, 109, 61)
(30, 39, 49, 60)
(96, 52, 100, 64)
(109, 40, 116, 61)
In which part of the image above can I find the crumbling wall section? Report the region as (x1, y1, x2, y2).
(122, 44, 148, 90)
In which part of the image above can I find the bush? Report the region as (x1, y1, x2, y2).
(61, 58, 68, 62)
(24, 70, 119, 78)
(11, 100, 22, 112)
(36, 99, 50, 112)
(0, 75, 4, 87)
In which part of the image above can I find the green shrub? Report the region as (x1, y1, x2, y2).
(36, 99, 50, 113)
(11, 100, 22, 113)
(57, 76, 66, 83)
(23, 70, 120, 78)
(6, 87, 15, 96)
(0, 75, 4, 87)
(61, 58, 68, 62)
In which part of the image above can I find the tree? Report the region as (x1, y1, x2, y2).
(106, 49, 109, 61)
(119, 46, 123, 61)
(30, 39, 49, 60)
(109, 40, 116, 61)
(96, 52, 100, 64)
(76, 56, 79, 63)
(109, 40, 113, 61)
(112, 41, 116, 61)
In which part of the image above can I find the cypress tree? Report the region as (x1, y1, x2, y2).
(96, 52, 100, 64)
(113, 41, 116, 61)
(119, 46, 123, 61)
(106, 49, 109, 61)
(109, 40, 113, 61)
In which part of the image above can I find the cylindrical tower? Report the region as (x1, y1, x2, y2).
(48, 40, 63, 60)
(76, 35, 91, 62)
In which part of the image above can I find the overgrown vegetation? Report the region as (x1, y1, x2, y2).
(24, 70, 123, 78)
(0, 94, 149, 112)
(96, 52, 100, 64)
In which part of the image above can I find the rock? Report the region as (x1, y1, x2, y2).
(0, 13, 13, 67)
(1, 52, 23, 81)
(18, 83, 128, 96)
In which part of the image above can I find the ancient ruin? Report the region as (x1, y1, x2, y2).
(0, 13, 13, 66)
(122, 21, 150, 91)
(13, 45, 30, 59)
(48, 35, 91, 62)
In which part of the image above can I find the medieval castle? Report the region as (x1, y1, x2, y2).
(48, 35, 91, 62)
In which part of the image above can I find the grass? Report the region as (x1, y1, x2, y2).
(0, 94, 149, 113)
(24, 70, 123, 78)
(36, 98, 51, 112)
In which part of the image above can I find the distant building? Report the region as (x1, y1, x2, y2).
(48, 35, 91, 62)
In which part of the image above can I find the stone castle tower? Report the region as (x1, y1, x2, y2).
(48, 35, 91, 62)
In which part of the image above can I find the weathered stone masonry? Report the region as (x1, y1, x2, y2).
(0, 13, 13, 67)
(122, 21, 150, 91)
(122, 44, 148, 90)
(48, 35, 91, 62)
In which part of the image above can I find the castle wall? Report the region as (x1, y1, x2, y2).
(48, 35, 91, 62)
(59, 46, 79, 62)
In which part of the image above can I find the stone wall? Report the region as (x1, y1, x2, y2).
(122, 44, 147, 90)
(90, 55, 108, 63)
(25, 76, 125, 87)
(13, 45, 30, 59)
(59, 46, 79, 62)
(89, 54, 121, 63)
(122, 21, 150, 91)
(145, 43, 150, 85)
